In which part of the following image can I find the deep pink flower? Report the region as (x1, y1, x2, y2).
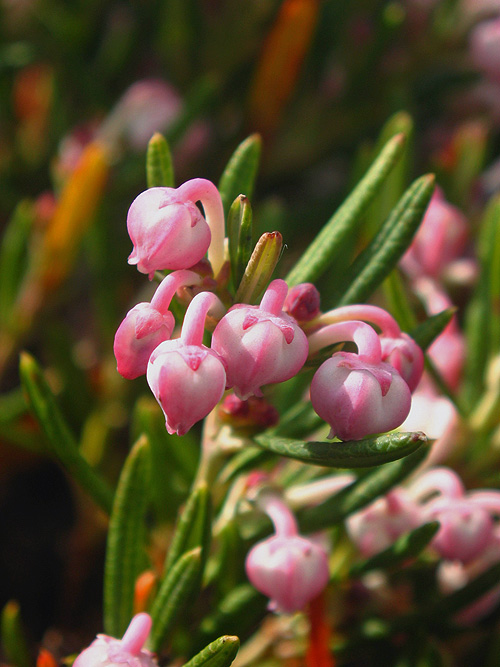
(283, 282, 321, 322)
(212, 280, 309, 400)
(73, 613, 157, 667)
(146, 291, 226, 435)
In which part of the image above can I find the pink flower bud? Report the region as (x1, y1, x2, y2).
(400, 189, 468, 280)
(380, 333, 424, 392)
(310, 352, 412, 440)
(212, 280, 309, 400)
(423, 497, 495, 564)
(283, 283, 321, 322)
(73, 613, 157, 667)
(113, 270, 201, 379)
(246, 534, 330, 614)
(219, 394, 280, 430)
(146, 291, 226, 435)
(347, 490, 422, 557)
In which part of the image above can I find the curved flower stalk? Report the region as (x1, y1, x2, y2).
(147, 291, 226, 435)
(308, 320, 412, 440)
(127, 178, 225, 278)
(307, 304, 424, 392)
(73, 613, 158, 667)
(114, 269, 202, 379)
(245, 492, 330, 613)
(212, 279, 309, 400)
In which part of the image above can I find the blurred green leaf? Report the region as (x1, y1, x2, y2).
(349, 522, 440, 577)
(149, 547, 203, 653)
(410, 308, 455, 351)
(255, 431, 428, 468)
(19, 352, 113, 514)
(146, 132, 175, 188)
(285, 133, 406, 287)
(1, 601, 30, 667)
(337, 174, 435, 305)
(182, 635, 240, 667)
(227, 195, 253, 291)
(298, 446, 429, 532)
(103, 436, 151, 637)
(219, 134, 261, 217)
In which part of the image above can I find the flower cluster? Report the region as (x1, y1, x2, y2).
(114, 178, 425, 441)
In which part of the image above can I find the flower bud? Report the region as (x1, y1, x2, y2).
(127, 186, 211, 278)
(219, 394, 280, 430)
(246, 534, 330, 614)
(73, 613, 157, 667)
(310, 352, 412, 441)
(212, 280, 308, 400)
(283, 283, 320, 322)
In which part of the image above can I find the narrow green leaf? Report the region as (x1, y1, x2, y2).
(103, 436, 151, 637)
(285, 133, 406, 287)
(0, 201, 33, 327)
(163, 483, 212, 577)
(182, 635, 240, 667)
(1, 601, 31, 667)
(298, 446, 429, 532)
(410, 308, 455, 351)
(146, 132, 174, 188)
(254, 431, 428, 469)
(349, 522, 440, 577)
(235, 231, 283, 304)
(19, 352, 113, 514)
(338, 174, 435, 306)
(149, 547, 203, 653)
(218, 446, 273, 484)
(383, 270, 417, 333)
(218, 134, 261, 217)
(227, 195, 253, 290)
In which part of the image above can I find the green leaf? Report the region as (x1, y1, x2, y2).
(349, 522, 440, 577)
(227, 195, 253, 290)
(0, 201, 33, 327)
(149, 547, 203, 653)
(19, 352, 113, 514)
(218, 134, 261, 217)
(337, 174, 435, 306)
(163, 483, 212, 577)
(181, 635, 240, 667)
(146, 132, 174, 188)
(297, 446, 429, 532)
(1, 601, 31, 667)
(218, 446, 273, 484)
(410, 308, 455, 351)
(285, 133, 406, 287)
(103, 436, 151, 637)
(234, 231, 283, 304)
(254, 431, 428, 468)
(383, 269, 417, 333)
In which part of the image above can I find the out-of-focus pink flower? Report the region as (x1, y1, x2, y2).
(113, 269, 202, 379)
(212, 280, 309, 400)
(470, 18, 500, 82)
(127, 179, 225, 278)
(283, 283, 321, 322)
(146, 291, 226, 435)
(347, 490, 422, 557)
(73, 613, 157, 667)
(245, 493, 329, 613)
(401, 189, 469, 280)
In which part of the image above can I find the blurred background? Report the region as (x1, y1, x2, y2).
(1, 0, 500, 656)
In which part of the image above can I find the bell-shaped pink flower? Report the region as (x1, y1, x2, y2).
(212, 280, 309, 400)
(114, 270, 201, 379)
(308, 320, 411, 440)
(127, 179, 225, 278)
(147, 291, 226, 435)
(380, 333, 424, 392)
(347, 489, 422, 557)
(73, 613, 157, 667)
(245, 493, 329, 613)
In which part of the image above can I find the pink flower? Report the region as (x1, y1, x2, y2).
(380, 334, 424, 393)
(212, 280, 309, 400)
(73, 613, 157, 667)
(127, 179, 225, 279)
(146, 291, 226, 435)
(283, 283, 321, 322)
(114, 270, 201, 379)
(245, 493, 329, 613)
(470, 18, 500, 83)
